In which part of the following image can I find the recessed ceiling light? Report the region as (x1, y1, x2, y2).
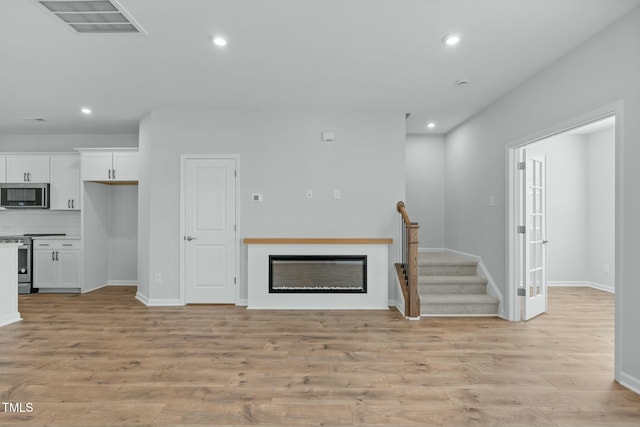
(427, 122, 436, 129)
(443, 34, 461, 46)
(212, 36, 227, 47)
(455, 78, 471, 87)
(81, 107, 92, 115)
(21, 117, 47, 122)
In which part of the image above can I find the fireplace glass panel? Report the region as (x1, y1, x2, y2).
(269, 255, 367, 293)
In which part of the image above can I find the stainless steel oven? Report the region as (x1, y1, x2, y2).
(0, 236, 32, 294)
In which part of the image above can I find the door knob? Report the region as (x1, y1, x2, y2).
(185, 236, 197, 241)
(542, 240, 549, 244)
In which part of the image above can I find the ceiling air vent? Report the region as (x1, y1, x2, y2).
(38, 0, 145, 34)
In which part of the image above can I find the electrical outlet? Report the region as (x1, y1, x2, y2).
(333, 189, 341, 199)
(154, 273, 162, 284)
(306, 189, 313, 199)
(603, 264, 610, 273)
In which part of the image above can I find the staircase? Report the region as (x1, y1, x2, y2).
(418, 251, 499, 316)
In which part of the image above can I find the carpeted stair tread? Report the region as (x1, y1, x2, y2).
(419, 275, 487, 284)
(423, 293, 498, 304)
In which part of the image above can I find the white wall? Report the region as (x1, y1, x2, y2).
(405, 134, 445, 248)
(444, 7, 640, 389)
(0, 134, 137, 152)
(527, 129, 615, 290)
(587, 127, 615, 289)
(527, 134, 589, 283)
(138, 109, 405, 304)
(108, 185, 138, 283)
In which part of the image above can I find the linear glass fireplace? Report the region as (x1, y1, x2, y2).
(269, 255, 367, 293)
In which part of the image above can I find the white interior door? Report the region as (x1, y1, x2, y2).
(184, 158, 236, 303)
(523, 152, 548, 320)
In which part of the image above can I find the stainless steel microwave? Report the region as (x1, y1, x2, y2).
(0, 183, 49, 209)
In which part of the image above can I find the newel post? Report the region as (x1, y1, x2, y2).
(407, 222, 420, 318)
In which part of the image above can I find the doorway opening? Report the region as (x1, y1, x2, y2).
(509, 115, 615, 321)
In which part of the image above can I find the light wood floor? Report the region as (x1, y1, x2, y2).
(1, 286, 639, 426)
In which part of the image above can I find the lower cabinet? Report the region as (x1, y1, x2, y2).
(33, 240, 80, 289)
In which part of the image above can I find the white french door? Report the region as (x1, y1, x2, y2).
(523, 152, 548, 320)
(182, 157, 237, 304)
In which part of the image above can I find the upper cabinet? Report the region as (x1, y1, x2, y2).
(5, 155, 50, 183)
(50, 155, 81, 211)
(78, 148, 138, 183)
(0, 156, 6, 183)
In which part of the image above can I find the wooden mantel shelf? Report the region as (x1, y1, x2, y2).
(243, 238, 393, 245)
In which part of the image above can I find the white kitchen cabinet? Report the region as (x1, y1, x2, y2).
(0, 156, 6, 183)
(5, 155, 50, 183)
(50, 155, 81, 210)
(33, 239, 81, 290)
(79, 149, 138, 182)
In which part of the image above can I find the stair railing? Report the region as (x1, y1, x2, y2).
(396, 201, 420, 318)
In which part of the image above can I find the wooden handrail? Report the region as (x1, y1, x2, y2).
(396, 201, 420, 318)
(396, 201, 411, 226)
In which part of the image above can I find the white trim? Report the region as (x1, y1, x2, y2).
(619, 371, 640, 395)
(179, 154, 240, 306)
(135, 292, 182, 307)
(38, 288, 81, 294)
(548, 281, 614, 294)
(81, 283, 108, 293)
(135, 291, 149, 305)
(236, 299, 248, 307)
(421, 313, 500, 318)
(391, 269, 406, 317)
(0, 313, 21, 327)
(420, 247, 506, 320)
(107, 280, 138, 286)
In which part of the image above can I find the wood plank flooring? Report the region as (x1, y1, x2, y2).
(1, 286, 638, 426)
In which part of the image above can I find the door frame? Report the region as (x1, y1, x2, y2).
(179, 154, 240, 305)
(505, 101, 622, 378)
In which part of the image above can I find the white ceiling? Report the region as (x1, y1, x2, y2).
(1, 0, 638, 136)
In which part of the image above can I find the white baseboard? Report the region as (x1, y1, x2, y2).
(135, 292, 149, 305)
(0, 312, 21, 327)
(548, 281, 614, 294)
(108, 280, 138, 286)
(236, 299, 248, 306)
(135, 292, 183, 306)
(82, 283, 108, 294)
(619, 371, 640, 395)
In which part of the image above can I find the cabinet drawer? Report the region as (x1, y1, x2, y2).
(33, 240, 81, 250)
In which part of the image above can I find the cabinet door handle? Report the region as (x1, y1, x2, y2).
(52, 251, 55, 261)
(27, 172, 31, 181)
(55, 251, 59, 261)
(24, 172, 27, 182)
(108, 169, 112, 179)
(72, 199, 75, 209)
(112, 169, 116, 180)
(68, 199, 71, 209)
